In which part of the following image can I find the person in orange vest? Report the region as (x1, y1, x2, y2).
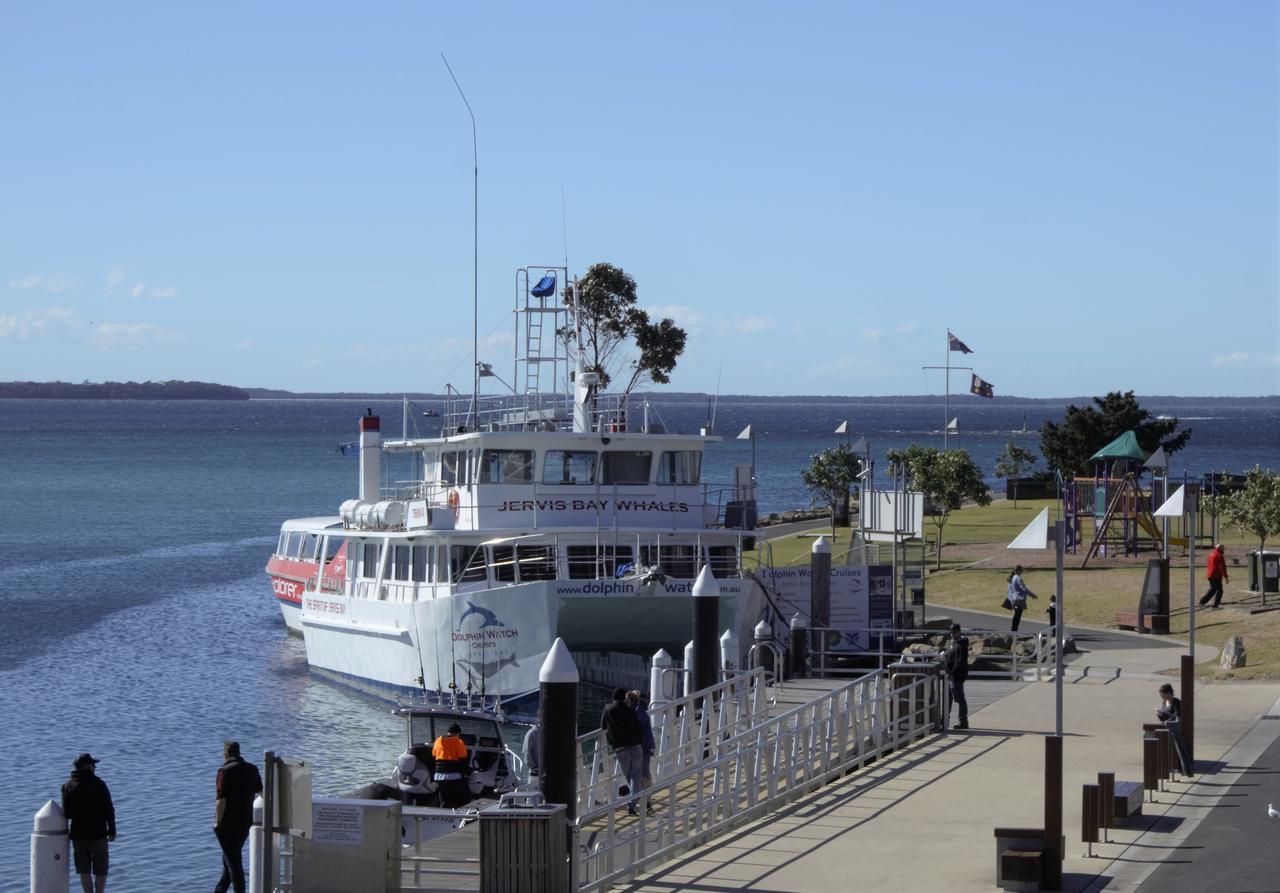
(432, 723, 472, 808)
(1198, 544, 1230, 610)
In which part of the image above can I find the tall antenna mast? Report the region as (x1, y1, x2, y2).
(442, 54, 478, 424)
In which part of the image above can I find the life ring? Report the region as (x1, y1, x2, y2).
(447, 488, 461, 517)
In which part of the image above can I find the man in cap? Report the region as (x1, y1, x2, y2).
(61, 752, 116, 893)
(941, 623, 970, 730)
(214, 740, 263, 893)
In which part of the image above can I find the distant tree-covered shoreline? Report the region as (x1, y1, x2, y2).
(0, 380, 250, 400)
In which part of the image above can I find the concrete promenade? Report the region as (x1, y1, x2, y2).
(617, 636, 1280, 892)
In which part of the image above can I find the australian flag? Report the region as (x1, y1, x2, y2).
(970, 374, 994, 399)
(948, 331, 973, 354)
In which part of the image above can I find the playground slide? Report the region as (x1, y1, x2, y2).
(1137, 513, 1188, 548)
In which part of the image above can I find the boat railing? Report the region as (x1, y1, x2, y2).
(573, 668, 942, 890)
(575, 666, 770, 816)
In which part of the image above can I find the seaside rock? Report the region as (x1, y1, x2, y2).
(1221, 635, 1247, 670)
(901, 643, 940, 659)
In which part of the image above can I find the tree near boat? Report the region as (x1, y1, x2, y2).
(886, 444, 991, 569)
(995, 442, 1039, 508)
(1039, 390, 1191, 477)
(800, 443, 863, 537)
(560, 263, 687, 394)
(1210, 466, 1280, 572)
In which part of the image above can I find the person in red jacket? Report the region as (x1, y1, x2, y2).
(1198, 544, 1230, 609)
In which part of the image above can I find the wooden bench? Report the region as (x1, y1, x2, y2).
(1114, 611, 1169, 634)
(993, 828, 1044, 890)
(1112, 780, 1143, 825)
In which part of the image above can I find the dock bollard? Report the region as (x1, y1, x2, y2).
(247, 795, 264, 893)
(683, 641, 695, 698)
(649, 648, 674, 709)
(720, 629, 739, 676)
(31, 800, 69, 893)
(538, 637, 580, 821)
(752, 620, 774, 678)
(789, 613, 809, 680)
(691, 568, 721, 697)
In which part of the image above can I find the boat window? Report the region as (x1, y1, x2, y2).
(450, 545, 487, 585)
(286, 532, 304, 558)
(480, 449, 534, 484)
(412, 545, 431, 582)
(324, 537, 344, 561)
(276, 531, 289, 556)
(492, 546, 516, 583)
(422, 450, 438, 481)
(362, 542, 380, 579)
(657, 451, 701, 485)
(601, 451, 652, 485)
(392, 545, 411, 581)
(707, 545, 737, 576)
(567, 545, 634, 580)
(304, 533, 321, 561)
(641, 544, 697, 579)
(542, 450, 598, 485)
(461, 451, 473, 486)
(442, 452, 459, 486)
(516, 545, 557, 581)
(409, 715, 501, 749)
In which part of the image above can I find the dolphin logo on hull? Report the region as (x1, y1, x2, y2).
(458, 653, 521, 676)
(458, 602, 505, 629)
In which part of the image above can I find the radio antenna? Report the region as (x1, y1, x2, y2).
(442, 53, 478, 427)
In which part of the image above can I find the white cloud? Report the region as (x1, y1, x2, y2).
(0, 307, 77, 339)
(732, 314, 776, 335)
(1211, 351, 1280, 368)
(89, 322, 184, 348)
(897, 321, 919, 335)
(647, 304, 705, 333)
(103, 266, 127, 296)
(7, 273, 79, 292)
(860, 327, 883, 344)
(130, 282, 177, 300)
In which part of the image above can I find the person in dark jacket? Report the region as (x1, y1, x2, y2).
(214, 740, 264, 893)
(1156, 683, 1194, 776)
(601, 687, 643, 813)
(62, 753, 116, 893)
(942, 623, 969, 730)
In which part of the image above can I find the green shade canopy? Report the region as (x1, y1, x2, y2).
(1090, 430, 1148, 463)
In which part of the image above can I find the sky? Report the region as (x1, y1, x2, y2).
(1, 2, 1276, 397)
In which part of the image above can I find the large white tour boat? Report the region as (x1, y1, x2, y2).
(266, 266, 765, 714)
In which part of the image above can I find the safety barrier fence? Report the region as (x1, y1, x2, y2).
(800, 625, 1051, 682)
(576, 666, 772, 815)
(572, 667, 942, 891)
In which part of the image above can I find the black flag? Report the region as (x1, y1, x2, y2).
(948, 331, 973, 354)
(970, 374, 994, 399)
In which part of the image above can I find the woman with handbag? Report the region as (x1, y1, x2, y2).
(1006, 565, 1037, 631)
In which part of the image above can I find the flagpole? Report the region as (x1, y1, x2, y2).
(943, 331, 950, 452)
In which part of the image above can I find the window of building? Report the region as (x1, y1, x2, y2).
(450, 545, 487, 585)
(601, 451, 652, 485)
(541, 450, 598, 485)
(657, 451, 701, 485)
(480, 449, 534, 484)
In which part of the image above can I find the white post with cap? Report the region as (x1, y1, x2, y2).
(30, 799, 69, 893)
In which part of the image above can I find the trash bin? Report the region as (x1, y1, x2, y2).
(478, 795, 569, 893)
(1251, 551, 1280, 594)
(888, 659, 943, 730)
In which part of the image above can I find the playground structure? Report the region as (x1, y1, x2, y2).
(1064, 431, 1220, 567)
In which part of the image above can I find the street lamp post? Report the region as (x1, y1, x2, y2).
(1155, 485, 1196, 763)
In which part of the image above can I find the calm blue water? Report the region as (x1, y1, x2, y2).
(1, 397, 1277, 889)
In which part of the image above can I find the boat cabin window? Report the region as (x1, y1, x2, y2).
(480, 449, 534, 484)
(657, 451, 701, 485)
(601, 451, 652, 485)
(286, 531, 304, 558)
(567, 545, 634, 580)
(360, 542, 380, 579)
(542, 449, 598, 485)
(442, 452, 459, 486)
(324, 537, 344, 561)
(450, 545, 487, 585)
(641, 544, 697, 579)
(707, 545, 737, 576)
(409, 715, 502, 749)
(412, 545, 431, 582)
(392, 545, 411, 581)
(277, 532, 288, 556)
(303, 533, 321, 561)
(492, 546, 516, 583)
(516, 545, 557, 581)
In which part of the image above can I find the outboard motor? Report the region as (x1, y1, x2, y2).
(397, 750, 437, 806)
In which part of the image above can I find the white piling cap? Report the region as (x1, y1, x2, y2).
(790, 612, 809, 629)
(811, 535, 831, 554)
(33, 799, 66, 833)
(651, 648, 673, 667)
(253, 794, 264, 824)
(754, 620, 772, 640)
(692, 566, 721, 598)
(720, 629, 737, 646)
(539, 637, 579, 684)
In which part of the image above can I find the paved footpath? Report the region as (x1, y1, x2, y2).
(618, 638, 1280, 892)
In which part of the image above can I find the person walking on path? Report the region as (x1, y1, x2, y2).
(1156, 683, 1194, 776)
(942, 623, 969, 730)
(1045, 593, 1057, 633)
(61, 753, 116, 893)
(214, 740, 263, 893)
(522, 722, 540, 781)
(600, 687, 643, 814)
(1007, 565, 1037, 631)
(628, 690, 656, 789)
(1198, 544, 1230, 609)
(432, 723, 473, 808)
